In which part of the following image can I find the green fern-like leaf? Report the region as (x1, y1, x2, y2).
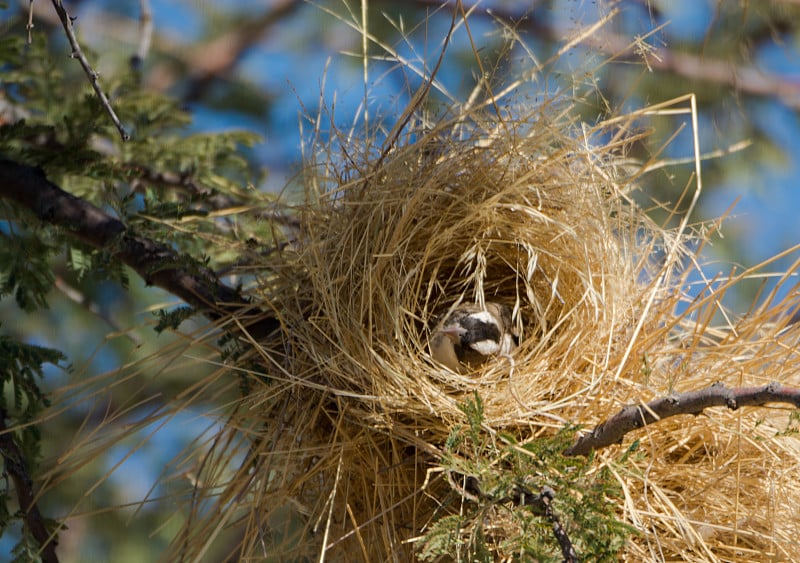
(428, 394, 635, 561)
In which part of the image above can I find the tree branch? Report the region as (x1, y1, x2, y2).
(405, 0, 800, 109)
(49, 0, 129, 140)
(510, 485, 578, 563)
(182, 0, 303, 102)
(0, 411, 59, 563)
(447, 473, 579, 561)
(131, 0, 153, 71)
(564, 382, 800, 457)
(0, 158, 280, 338)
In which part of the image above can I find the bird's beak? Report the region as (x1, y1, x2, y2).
(440, 325, 466, 343)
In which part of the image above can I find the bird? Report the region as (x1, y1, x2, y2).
(430, 302, 518, 372)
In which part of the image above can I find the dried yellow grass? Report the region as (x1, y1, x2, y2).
(167, 84, 800, 560)
(167, 16, 800, 563)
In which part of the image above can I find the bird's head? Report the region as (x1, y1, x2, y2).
(441, 309, 506, 354)
(430, 302, 518, 372)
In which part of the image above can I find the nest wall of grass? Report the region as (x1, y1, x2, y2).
(218, 94, 800, 561)
(266, 101, 660, 424)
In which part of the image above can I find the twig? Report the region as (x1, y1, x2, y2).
(540, 487, 579, 563)
(49, 0, 129, 141)
(564, 382, 800, 456)
(0, 158, 280, 340)
(123, 163, 302, 232)
(26, 0, 35, 43)
(130, 0, 153, 71)
(127, 164, 206, 196)
(511, 486, 579, 563)
(448, 472, 579, 561)
(0, 410, 59, 563)
(595, 30, 800, 109)
(53, 276, 144, 345)
(445, 470, 482, 503)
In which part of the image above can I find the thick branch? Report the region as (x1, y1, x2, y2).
(565, 382, 800, 456)
(0, 159, 279, 338)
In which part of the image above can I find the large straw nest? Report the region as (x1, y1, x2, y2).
(268, 102, 654, 425)
(212, 96, 800, 561)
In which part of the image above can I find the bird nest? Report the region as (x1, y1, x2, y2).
(263, 102, 656, 423)
(194, 96, 800, 561)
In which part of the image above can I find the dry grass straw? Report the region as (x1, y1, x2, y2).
(175, 21, 800, 563)
(184, 83, 800, 560)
